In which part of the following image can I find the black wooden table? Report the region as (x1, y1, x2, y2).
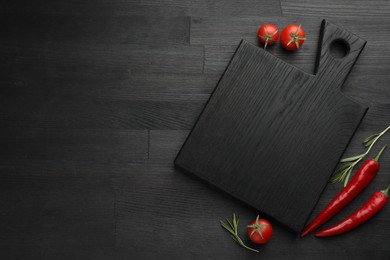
(0, 1, 389, 259)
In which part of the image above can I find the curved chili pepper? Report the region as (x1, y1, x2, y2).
(300, 145, 386, 237)
(315, 184, 389, 237)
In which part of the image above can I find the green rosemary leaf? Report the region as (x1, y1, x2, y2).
(330, 175, 339, 184)
(364, 137, 377, 148)
(235, 235, 244, 244)
(232, 213, 238, 230)
(230, 235, 240, 245)
(220, 221, 235, 235)
(220, 221, 229, 231)
(343, 167, 353, 187)
(362, 134, 379, 145)
(334, 163, 352, 174)
(220, 214, 259, 253)
(340, 154, 364, 163)
(225, 217, 233, 229)
(330, 167, 349, 184)
(221, 221, 233, 232)
(330, 173, 339, 183)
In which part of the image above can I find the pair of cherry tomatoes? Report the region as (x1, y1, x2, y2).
(257, 24, 306, 51)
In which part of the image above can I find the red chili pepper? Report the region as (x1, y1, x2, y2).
(315, 184, 390, 237)
(300, 145, 386, 237)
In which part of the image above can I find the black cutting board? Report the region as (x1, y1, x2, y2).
(174, 20, 367, 232)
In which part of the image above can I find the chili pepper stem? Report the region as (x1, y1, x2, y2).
(373, 145, 387, 162)
(382, 184, 390, 196)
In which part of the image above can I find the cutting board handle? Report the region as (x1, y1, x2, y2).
(314, 20, 366, 88)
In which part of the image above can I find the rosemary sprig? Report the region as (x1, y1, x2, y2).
(220, 213, 258, 253)
(331, 125, 390, 186)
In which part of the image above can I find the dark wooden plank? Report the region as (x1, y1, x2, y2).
(149, 130, 190, 160)
(41, 189, 115, 246)
(0, 70, 218, 102)
(0, 17, 206, 129)
(0, 42, 204, 75)
(114, 162, 257, 259)
(0, 161, 116, 258)
(0, 13, 190, 46)
(0, 89, 206, 130)
(45, 100, 203, 130)
(45, 129, 147, 162)
(0, 0, 281, 17)
(0, 0, 387, 258)
(323, 17, 390, 42)
(0, 176, 47, 259)
(0, 159, 112, 190)
(0, 11, 208, 130)
(0, 127, 148, 162)
(0, 245, 43, 260)
(96, 74, 217, 102)
(0, 94, 48, 128)
(281, 0, 390, 19)
(0, 190, 115, 257)
(176, 20, 368, 232)
(42, 247, 115, 260)
(0, 74, 215, 130)
(0, 127, 48, 160)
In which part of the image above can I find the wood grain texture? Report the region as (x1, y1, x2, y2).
(175, 20, 368, 232)
(0, 13, 191, 46)
(44, 99, 204, 130)
(0, 0, 281, 17)
(149, 130, 190, 160)
(0, 127, 148, 162)
(95, 74, 217, 102)
(0, 41, 204, 75)
(0, 0, 389, 258)
(281, 0, 390, 18)
(0, 14, 207, 130)
(0, 160, 116, 259)
(114, 162, 261, 259)
(0, 73, 218, 102)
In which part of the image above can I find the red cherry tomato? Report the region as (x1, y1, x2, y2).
(280, 24, 306, 51)
(247, 216, 272, 244)
(257, 24, 279, 49)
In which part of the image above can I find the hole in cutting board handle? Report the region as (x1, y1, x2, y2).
(329, 39, 350, 59)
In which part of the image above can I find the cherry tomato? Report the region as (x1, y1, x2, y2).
(247, 215, 272, 244)
(257, 24, 279, 49)
(280, 24, 306, 51)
